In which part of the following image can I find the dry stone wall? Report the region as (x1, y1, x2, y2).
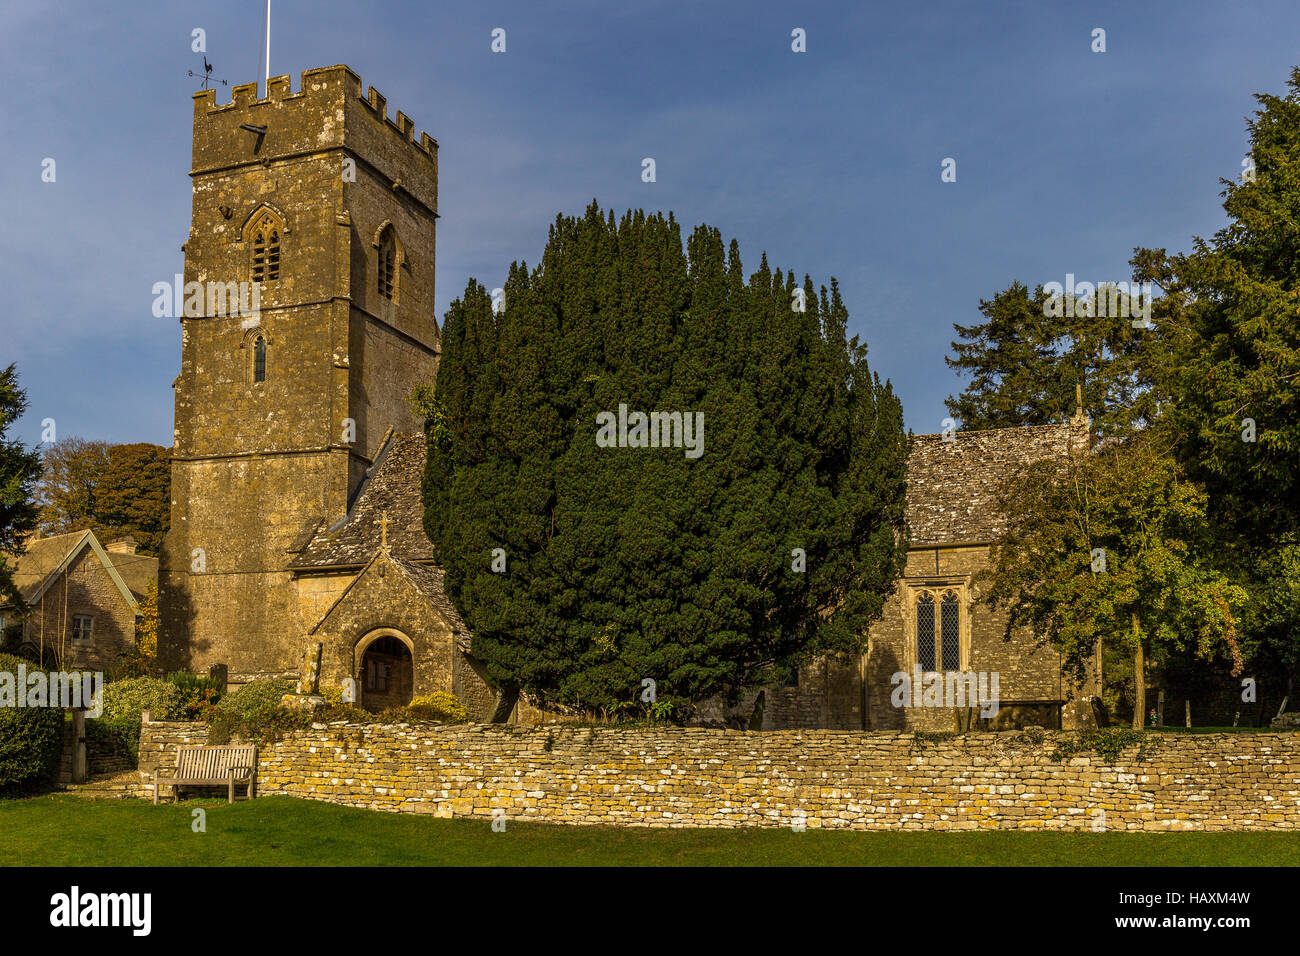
(134, 720, 1300, 831)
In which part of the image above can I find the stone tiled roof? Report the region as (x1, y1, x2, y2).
(905, 421, 1078, 546)
(289, 432, 434, 570)
(392, 558, 471, 650)
(112, 552, 160, 602)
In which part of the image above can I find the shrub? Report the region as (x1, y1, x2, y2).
(215, 679, 296, 719)
(165, 670, 223, 719)
(320, 685, 345, 706)
(101, 676, 185, 723)
(206, 706, 312, 746)
(316, 703, 365, 723)
(0, 653, 64, 793)
(376, 692, 470, 725)
(86, 716, 141, 766)
(408, 692, 470, 723)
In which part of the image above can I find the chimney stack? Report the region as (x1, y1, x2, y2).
(106, 536, 138, 556)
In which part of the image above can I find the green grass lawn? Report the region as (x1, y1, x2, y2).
(2, 794, 1296, 866)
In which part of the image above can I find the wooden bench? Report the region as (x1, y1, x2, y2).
(152, 744, 258, 805)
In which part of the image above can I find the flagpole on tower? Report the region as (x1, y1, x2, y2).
(263, 0, 271, 95)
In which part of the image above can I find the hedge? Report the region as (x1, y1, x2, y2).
(0, 653, 64, 793)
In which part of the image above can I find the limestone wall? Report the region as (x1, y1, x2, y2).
(134, 721, 1300, 831)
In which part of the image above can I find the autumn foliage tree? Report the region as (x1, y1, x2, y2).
(979, 435, 1246, 729)
(35, 438, 169, 554)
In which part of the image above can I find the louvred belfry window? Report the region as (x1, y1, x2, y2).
(249, 211, 282, 283)
(378, 229, 396, 300)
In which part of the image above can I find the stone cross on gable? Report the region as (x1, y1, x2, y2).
(380, 511, 390, 549)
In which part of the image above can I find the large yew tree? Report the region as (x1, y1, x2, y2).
(423, 204, 909, 717)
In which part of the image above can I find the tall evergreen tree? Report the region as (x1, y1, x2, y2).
(945, 279, 1162, 436)
(0, 366, 42, 607)
(424, 203, 909, 716)
(1158, 67, 1300, 545)
(1136, 69, 1300, 716)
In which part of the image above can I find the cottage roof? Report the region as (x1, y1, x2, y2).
(3, 529, 144, 610)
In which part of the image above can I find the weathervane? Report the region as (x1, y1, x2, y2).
(188, 57, 228, 90)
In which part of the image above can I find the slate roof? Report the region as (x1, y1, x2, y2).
(905, 421, 1078, 546)
(289, 431, 434, 570)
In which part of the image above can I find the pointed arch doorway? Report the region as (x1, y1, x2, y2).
(355, 629, 414, 712)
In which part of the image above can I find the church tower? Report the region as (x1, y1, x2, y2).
(159, 66, 439, 682)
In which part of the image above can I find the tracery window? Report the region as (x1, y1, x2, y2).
(248, 210, 283, 283)
(917, 593, 936, 671)
(915, 588, 964, 672)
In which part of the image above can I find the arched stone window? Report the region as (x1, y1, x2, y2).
(940, 591, 960, 670)
(253, 335, 267, 383)
(377, 226, 397, 301)
(916, 593, 936, 671)
(914, 587, 965, 672)
(246, 208, 283, 283)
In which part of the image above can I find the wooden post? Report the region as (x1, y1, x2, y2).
(1184, 699, 1191, 728)
(1131, 614, 1145, 730)
(71, 708, 87, 784)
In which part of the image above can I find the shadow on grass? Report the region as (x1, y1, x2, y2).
(2, 795, 1297, 867)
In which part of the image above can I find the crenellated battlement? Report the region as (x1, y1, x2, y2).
(192, 64, 437, 162)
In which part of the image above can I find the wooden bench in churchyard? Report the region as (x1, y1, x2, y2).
(152, 744, 258, 805)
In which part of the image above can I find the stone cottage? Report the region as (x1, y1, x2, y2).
(1, 531, 156, 671)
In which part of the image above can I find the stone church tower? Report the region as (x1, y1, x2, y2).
(160, 66, 440, 683)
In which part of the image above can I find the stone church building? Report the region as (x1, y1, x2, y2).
(159, 65, 1095, 729)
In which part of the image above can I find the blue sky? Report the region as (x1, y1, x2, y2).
(2, 0, 1297, 446)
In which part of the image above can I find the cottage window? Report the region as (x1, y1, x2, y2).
(71, 614, 93, 643)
